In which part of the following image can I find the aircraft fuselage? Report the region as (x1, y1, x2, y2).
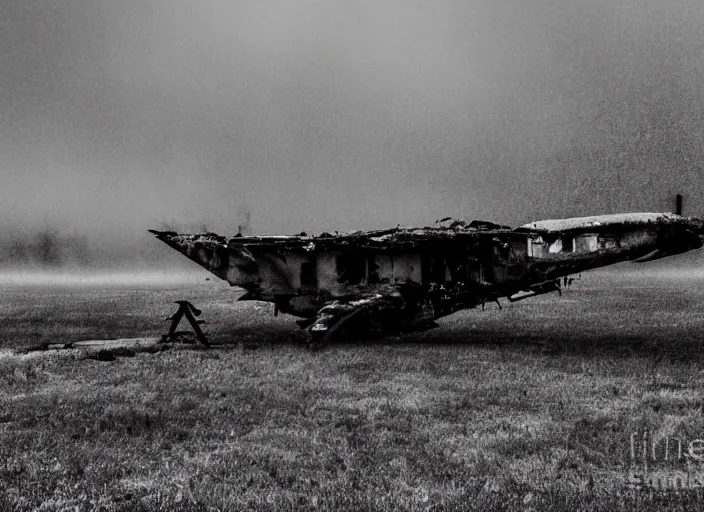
(150, 212, 704, 341)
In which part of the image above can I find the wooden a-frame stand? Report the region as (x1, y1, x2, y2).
(162, 300, 210, 347)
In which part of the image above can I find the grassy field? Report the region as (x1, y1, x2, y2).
(3, 268, 704, 510)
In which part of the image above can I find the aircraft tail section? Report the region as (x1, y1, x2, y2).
(515, 212, 704, 275)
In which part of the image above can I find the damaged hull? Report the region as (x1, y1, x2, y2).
(149, 212, 704, 343)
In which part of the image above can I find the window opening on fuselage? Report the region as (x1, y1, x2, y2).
(335, 252, 366, 284)
(300, 261, 317, 288)
(561, 236, 574, 253)
(367, 255, 380, 284)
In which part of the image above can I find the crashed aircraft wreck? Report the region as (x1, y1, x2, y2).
(150, 212, 704, 344)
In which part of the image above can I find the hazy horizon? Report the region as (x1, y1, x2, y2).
(4, 0, 704, 268)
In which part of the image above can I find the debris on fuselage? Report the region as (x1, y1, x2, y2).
(149, 220, 516, 321)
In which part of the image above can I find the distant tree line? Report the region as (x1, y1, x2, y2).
(0, 227, 91, 268)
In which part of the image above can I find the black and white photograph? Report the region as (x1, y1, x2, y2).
(3, 0, 704, 510)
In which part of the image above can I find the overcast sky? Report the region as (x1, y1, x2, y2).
(3, 0, 704, 254)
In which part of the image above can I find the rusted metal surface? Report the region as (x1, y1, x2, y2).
(150, 212, 704, 343)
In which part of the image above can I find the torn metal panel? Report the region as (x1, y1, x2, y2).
(574, 234, 599, 252)
(391, 253, 421, 283)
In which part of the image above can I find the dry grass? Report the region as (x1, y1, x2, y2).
(2, 268, 704, 510)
